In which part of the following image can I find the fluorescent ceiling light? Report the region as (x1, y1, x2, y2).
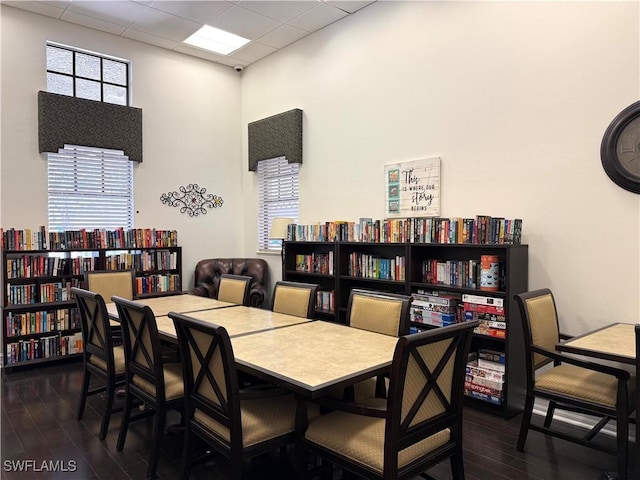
(183, 25, 250, 55)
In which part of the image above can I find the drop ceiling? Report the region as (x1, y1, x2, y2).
(3, 1, 375, 70)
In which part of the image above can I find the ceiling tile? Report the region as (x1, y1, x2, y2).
(66, 1, 149, 27)
(3, 1, 65, 19)
(227, 41, 277, 63)
(325, 1, 375, 15)
(287, 3, 348, 32)
(208, 4, 280, 40)
(147, 1, 234, 25)
(121, 28, 180, 50)
(238, 1, 316, 23)
(127, 7, 201, 42)
(257, 23, 309, 50)
(60, 10, 127, 35)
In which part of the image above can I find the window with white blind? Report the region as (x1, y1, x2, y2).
(48, 145, 134, 231)
(257, 157, 299, 251)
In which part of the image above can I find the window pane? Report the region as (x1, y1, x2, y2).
(103, 59, 127, 86)
(47, 73, 73, 96)
(47, 46, 72, 74)
(103, 84, 127, 105)
(76, 78, 101, 101)
(76, 52, 101, 80)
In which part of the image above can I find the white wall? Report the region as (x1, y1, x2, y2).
(0, 6, 244, 289)
(242, 1, 640, 334)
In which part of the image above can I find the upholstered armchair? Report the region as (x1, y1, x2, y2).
(189, 258, 269, 308)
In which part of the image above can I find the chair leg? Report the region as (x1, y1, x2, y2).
(146, 408, 166, 480)
(77, 367, 91, 420)
(543, 400, 556, 428)
(450, 445, 465, 480)
(181, 421, 191, 480)
(517, 394, 535, 451)
(616, 409, 629, 480)
(99, 380, 116, 441)
(116, 388, 133, 452)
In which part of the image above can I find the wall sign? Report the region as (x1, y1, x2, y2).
(384, 157, 440, 217)
(160, 184, 223, 217)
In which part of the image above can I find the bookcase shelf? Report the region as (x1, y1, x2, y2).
(283, 240, 528, 419)
(2, 245, 182, 371)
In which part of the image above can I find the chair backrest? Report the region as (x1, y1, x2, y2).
(514, 288, 561, 372)
(112, 296, 166, 400)
(346, 289, 412, 336)
(85, 270, 136, 301)
(217, 274, 252, 305)
(384, 320, 478, 475)
(72, 286, 115, 373)
(169, 312, 241, 451)
(271, 281, 319, 318)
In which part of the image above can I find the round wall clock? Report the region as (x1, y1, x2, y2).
(600, 100, 640, 193)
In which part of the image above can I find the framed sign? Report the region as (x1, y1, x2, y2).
(384, 157, 441, 217)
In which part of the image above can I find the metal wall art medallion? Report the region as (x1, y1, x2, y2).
(160, 184, 223, 217)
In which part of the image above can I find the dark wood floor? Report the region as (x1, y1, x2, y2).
(0, 360, 629, 480)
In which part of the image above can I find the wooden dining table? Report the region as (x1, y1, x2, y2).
(106, 293, 237, 320)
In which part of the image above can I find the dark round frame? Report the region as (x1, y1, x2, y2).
(600, 100, 640, 194)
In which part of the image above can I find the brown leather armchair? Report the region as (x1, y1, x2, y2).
(189, 258, 269, 308)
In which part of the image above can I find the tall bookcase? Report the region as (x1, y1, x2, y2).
(1, 246, 182, 371)
(283, 240, 528, 418)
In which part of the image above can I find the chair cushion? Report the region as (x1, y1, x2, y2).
(89, 345, 126, 375)
(194, 394, 297, 447)
(132, 362, 184, 400)
(350, 296, 403, 337)
(535, 364, 631, 408)
(305, 407, 450, 473)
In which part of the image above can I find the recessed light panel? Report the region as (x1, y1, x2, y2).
(183, 25, 250, 55)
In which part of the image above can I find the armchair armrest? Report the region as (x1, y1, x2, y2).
(248, 284, 267, 308)
(189, 282, 216, 298)
(534, 345, 631, 379)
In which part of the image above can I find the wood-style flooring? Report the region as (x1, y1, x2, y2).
(0, 360, 630, 480)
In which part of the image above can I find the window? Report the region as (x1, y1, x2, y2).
(46, 42, 130, 106)
(48, 145, 134, 231)
(257, 157, 299, 251)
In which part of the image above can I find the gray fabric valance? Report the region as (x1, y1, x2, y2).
(38, 91, 143, 162)
(248, 108, 302, 171)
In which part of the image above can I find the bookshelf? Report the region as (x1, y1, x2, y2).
(1, 228, 182, 371)
(283, 240, 528, 418)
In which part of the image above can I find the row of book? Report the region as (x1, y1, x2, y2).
(347, 253, 406, 281)
(105, 250, 179, 272)
(285, 215, 522, 244)
(465, 349, 505, 405)
(422, 259, 501, 290)
(295, 253, 334, 275)
(5, 309, 80, 338)
(1, 227, 179, 251)
(6, 280, 80, 306)
(316, 290, 335, 313)
(5, 255, 99, 279)
(134, 274, 181, 295)
(5, 332, 83, 365)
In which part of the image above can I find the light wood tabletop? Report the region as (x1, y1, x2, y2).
(230, 320, 399, 398)
(556, 322, 636, 365)
(106, 293, 236, 319)
(157, 306, 311, 341)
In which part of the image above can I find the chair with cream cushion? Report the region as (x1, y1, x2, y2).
(514, 289, 635, 480)
(85, 269, 135, 343)
(113, 296, 184, 480)
(303, 320, 478, 480)
(169, 311, 298, 479)
(271, 281, 319, 319)
(217, 274, 252, 305)
(73, 287, 126, 440)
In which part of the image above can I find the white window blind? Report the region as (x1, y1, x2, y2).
(48, 145, 134, 231)
(257, 157, 299, 251)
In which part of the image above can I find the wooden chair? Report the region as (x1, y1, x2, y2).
(113, 296, 184, 480)
(84, 270, 136, 300)
(514, 289, 634, 480)
(635, 324, 640, 478)
(346, 289, 412, 400)
(169, 311, 298, 479)
(303, 320, 478, 480)
(217, 274, 252, 305)
(271, 281, 319, 319)
(73, 287, 126, 440)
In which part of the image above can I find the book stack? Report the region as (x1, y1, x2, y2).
(462, 293, 506, 339)
(410, 291, 461, 327)
(465, 349, 505, 405)
(316, 289, 335, 313)
(295, 252, 334, 274)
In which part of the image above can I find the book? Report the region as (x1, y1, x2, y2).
(461, 293, 504, 307)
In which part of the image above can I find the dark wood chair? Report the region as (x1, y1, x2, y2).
(217, 274, 252, 305)
(169, 311, 298, 479)
(514, 289, 634, 480)
(112, 296, 184, 480)
(73, 287, 126, 440)
(303, 320, 478, 480)
(345, 289, 412, 400)
(85, 269, 135, 344)
(271, 281, 319, 319)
